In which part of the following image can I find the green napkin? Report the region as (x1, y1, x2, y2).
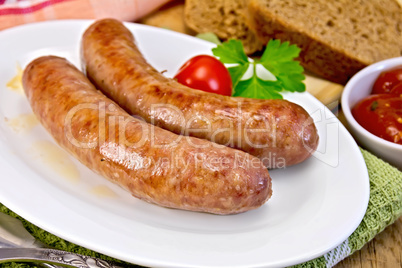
(292, 148, 402, 267)
(1, 148, 401, 268)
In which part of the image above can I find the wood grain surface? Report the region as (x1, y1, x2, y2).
(138, 1, 402, 267)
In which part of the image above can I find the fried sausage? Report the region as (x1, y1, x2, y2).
(81, 18, 319, 169)
(22, 56, 272, 215)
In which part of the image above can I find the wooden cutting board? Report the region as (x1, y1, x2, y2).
(138, 1, 402, 268)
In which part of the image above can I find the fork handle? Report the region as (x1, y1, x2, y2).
(0, 248, 122, 268)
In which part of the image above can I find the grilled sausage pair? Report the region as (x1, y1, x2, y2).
(22, 19, 319, 214)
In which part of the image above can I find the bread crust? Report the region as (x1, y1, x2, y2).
(247, 0, 402, 84)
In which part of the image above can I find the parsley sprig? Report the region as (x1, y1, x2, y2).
(212, 39, 306, 99)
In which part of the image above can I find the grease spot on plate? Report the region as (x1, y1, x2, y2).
(29, 140, 80, 183)
(6, 63, 24, 95)
(90, 185, 117, 198)
(5, 113, 39, 133)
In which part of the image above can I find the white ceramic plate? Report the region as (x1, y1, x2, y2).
(0, 20, 369, 268)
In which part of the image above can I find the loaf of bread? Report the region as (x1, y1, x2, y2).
(247, 0, 402, 84)
(184, 0, 264, 54)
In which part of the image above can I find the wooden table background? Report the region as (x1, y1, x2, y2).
(138, 1, 402, 267)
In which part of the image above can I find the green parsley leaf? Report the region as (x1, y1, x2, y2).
(227, 63, 249, 89)
(212, 39, 305, 99)
(261, 40, 300, 62)
(211, 39, 249, 64)
(235, 76, 283, 99)
(260, 40, 305, 93)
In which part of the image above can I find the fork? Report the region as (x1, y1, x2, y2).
(0, 211, 125, 268)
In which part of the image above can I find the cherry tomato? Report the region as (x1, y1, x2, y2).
(174, 55, 232, 96)
(372, 67, 402, 94)
(352, 94, 402, 144)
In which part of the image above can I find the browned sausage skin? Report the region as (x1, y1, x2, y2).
(22, 56, 272, 214)
(81, 18, 319, 169)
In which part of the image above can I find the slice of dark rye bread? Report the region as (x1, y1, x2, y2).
(184, 0, 264, 55)
(247, 0, 402, 84)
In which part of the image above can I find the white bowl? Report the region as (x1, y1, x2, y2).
(341, 57, 402, 170)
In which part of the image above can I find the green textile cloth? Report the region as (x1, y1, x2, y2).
(292, 148, 402, 268)
(1, 148, 401, 268)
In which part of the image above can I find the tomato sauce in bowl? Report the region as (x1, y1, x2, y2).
(351, 67, 402, 145)
(341, 58, 402, 169)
